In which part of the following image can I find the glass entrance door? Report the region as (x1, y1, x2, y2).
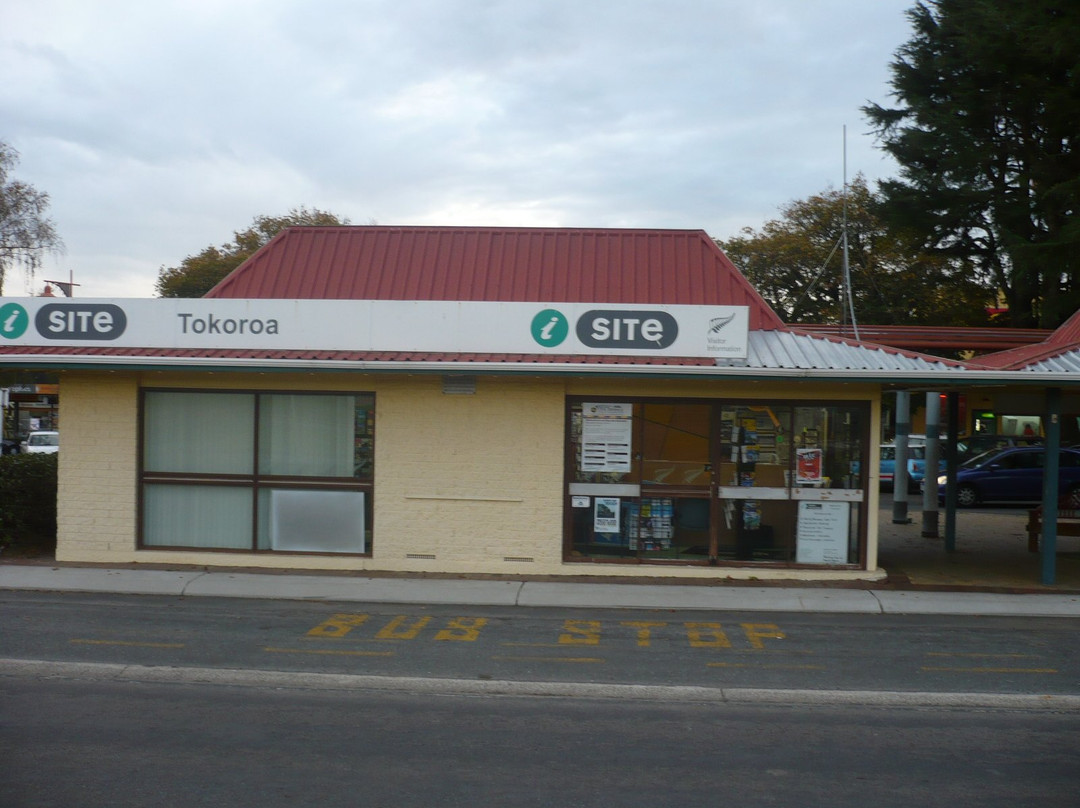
(713, 403, 866, 563)
(714, 404, 796, 560)
(635, 402, 713, 560)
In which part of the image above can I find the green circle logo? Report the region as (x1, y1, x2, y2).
(0, 303, 29, 339)
(531, 309, 569, 347)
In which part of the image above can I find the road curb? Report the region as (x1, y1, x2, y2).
(5, 658, 1078, 710)
(4, 565, 1080, 615)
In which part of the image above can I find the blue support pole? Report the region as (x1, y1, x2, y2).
(922, 392, 941, 538)
(944, 393, 959, 553)
(893, 391, 911, 524)
(1042, 388, 1061, 586)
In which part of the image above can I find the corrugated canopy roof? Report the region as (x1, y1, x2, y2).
(207, 226, 787, 332)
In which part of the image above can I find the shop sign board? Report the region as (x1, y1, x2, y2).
(0, 299, 749, 359)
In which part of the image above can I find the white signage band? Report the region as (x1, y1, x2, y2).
(0, 299, 750, 359)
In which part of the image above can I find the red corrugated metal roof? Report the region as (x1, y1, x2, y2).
(973, 308, 1080, 369)
(1048, 307, 1080, 346)
(793, 324, 1054, 352)
(206, 226, 787, 332)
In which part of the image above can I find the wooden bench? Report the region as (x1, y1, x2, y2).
(1025, 504, 1080, 552)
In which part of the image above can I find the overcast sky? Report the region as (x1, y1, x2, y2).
(3, 0, 916, 298)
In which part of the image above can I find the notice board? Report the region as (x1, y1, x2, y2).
(795, 501, 849, 564)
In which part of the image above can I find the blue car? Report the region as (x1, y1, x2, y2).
(936, 446, 1080, 507)
(880, 443, 944, 493)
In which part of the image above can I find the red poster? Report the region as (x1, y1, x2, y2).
(796, 448, 822, 483)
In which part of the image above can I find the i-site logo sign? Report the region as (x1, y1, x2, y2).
(36, 303, 127, 340)
(576, 309, 677, 350)
(0, 302, 128, 341)
(0, 303, 30, 339)
(530, 309, 570, 347)
(531, 307, 678, 350)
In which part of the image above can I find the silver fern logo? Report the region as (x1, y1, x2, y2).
(709, 313, 736, 333)
(705, 309, 747, 356)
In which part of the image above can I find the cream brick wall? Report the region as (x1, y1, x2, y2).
(372, 376, 567, 574)
(51, 369, 882, 581)
(55, 372, 140, 562)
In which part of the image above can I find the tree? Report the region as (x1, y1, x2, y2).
(156, 207, 351, 297)
(0, 142, 63, 296)
(717, 175, 992, 327)
(863, 0, 1080, 328)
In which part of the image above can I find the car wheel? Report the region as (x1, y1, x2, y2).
(956, 484, 980, 507)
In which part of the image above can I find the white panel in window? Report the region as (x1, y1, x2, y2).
(270, 489, 366, 553)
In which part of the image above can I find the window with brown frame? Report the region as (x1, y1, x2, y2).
(139, 389, 374, 554)
(566, 398, 869, 567)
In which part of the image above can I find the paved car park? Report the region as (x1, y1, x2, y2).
(876, 493, 1080, 591)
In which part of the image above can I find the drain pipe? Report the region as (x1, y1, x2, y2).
(1042, 387, 1061, 585)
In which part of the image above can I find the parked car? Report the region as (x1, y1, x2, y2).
(880, 443, 945, 493)
(955, 433, 1042, 463)
(0, 438, 19, 455)
(934, 446, 1080, 507)
(20, 430, 59, 454)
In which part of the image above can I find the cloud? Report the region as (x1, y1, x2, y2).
(1, 0, 912, 297)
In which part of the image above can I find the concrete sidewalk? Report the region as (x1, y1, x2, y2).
(2, 564, 1080, 617)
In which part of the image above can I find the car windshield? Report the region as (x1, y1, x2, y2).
(960, 449, 1004, 470)
(28, 434, 58, 446)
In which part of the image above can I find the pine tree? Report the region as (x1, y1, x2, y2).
(864, 0, 1080, 327)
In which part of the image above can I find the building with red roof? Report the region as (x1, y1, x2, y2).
(0, 226, 1077, 582)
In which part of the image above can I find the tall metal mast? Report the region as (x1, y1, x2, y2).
(842, 124, 860, 340)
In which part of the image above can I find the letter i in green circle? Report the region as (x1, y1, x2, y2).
(0, 303, 29, 339)
(531, 309, 568, 347)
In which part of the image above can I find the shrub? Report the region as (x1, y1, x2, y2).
(0, 452, 58, 552)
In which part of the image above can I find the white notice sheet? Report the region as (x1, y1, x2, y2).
(581, 415, 633, 472)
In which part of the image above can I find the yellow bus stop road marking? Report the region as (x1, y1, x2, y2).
(707, 662, 826, 670)
(920, 666, 1058, 674)
(924, 652, 1041, 659)
(264, 647, 395, 658)
(491, 655, 605, 664)
(922, 652, 1057, 674)
(70, 639, 185, 649)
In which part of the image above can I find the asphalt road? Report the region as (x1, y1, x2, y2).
(3, 590, 1080, 696)
(3, 676, 1078, 808)
(4, 591, 1079, 807)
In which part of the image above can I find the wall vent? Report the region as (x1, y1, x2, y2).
(503, 556, 535, 563)
(406, 553, 437, 560)
(442, 375, 477, 395)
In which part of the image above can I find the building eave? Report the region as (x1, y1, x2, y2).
(4, 351, 1079, 387)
